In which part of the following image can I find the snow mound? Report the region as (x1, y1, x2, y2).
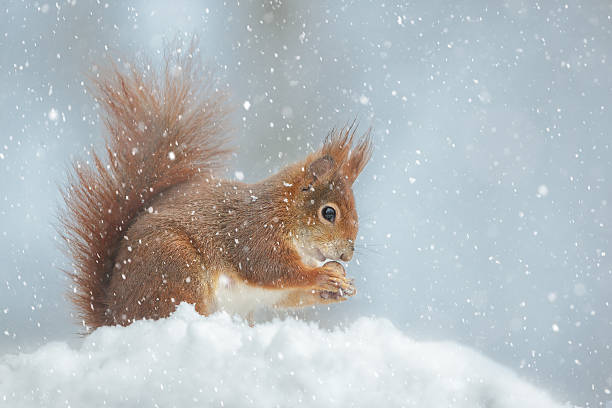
(1, 303, 564, 408)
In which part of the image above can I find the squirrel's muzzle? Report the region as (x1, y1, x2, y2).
(339, 241, 355, 262)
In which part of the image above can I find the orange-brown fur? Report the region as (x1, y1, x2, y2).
(60, 46, 372, 331)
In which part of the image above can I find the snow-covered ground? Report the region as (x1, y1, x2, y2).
(0, 303, 565, 408)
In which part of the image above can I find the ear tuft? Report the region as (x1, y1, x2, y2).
(345, 128, 373, 183)
(307, 122, 372, 187)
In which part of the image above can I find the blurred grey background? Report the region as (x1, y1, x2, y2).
(1, 0, 611, 406)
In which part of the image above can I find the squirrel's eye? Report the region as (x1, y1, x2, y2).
(321, 206, 336, 223)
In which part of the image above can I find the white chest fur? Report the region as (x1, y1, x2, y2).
(213, 273, 289, 317)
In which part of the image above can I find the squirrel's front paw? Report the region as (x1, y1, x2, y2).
(313, 261, 356, 301)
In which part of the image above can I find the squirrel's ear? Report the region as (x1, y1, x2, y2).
(344, 131, 373, 184)
(307, 154, 335, 183)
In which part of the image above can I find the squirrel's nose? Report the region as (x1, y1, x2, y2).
(340, 252, 352, 262)
(340, 243, 354, 262)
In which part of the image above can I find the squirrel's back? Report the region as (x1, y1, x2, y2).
(59, 46, 231, 330)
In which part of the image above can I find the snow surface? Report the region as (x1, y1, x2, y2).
(0, 303, 565, 408)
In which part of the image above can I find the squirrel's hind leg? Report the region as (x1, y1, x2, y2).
(105, 228, 215, 325)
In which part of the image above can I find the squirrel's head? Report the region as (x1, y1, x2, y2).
(280, 125, 373, 267)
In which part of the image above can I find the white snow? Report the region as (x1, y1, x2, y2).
(0, 303, 565, 408)
(47, 108, 58, 121)
(537, 184, 549, 197)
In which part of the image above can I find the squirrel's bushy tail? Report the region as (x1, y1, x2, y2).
(59, 44, 230, 331)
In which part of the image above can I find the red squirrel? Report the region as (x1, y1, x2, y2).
(60, 47, 372, 331)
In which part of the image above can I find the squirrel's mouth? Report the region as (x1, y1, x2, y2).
(312, 248, 327, 263)
(293, 239, 337, 267)
(301, 247, 328, 267)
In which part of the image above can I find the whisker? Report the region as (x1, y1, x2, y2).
(354, 241, 387, 249)
(354, 245, 384, 257)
